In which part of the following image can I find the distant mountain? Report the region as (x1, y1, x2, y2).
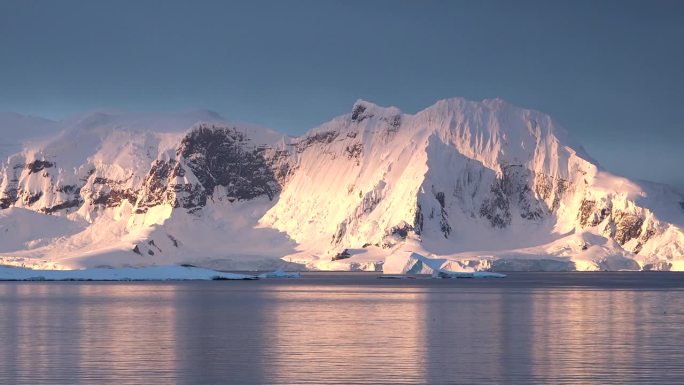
(1, 99, 682, 272)
(0, 112, 59, 161)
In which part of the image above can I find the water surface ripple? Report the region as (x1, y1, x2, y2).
(0, 272, 682, 384)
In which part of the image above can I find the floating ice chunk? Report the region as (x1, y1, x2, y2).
(258, 270, 301, 279)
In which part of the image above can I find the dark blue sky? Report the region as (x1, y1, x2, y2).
(1, 0, 683, 188)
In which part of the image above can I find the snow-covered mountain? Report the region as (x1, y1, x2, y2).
(1, 99, 682, 272)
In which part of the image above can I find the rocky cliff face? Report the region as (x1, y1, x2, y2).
(0, 100, 682, 271)
(178, 125, 279, 202)
(0, 123, 279, 218)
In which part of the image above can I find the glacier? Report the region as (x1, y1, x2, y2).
(0, 98, 682, 273)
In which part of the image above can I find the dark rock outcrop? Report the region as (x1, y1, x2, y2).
(179, 124, 279, 201)
(26, 160, 54, 174)
(332, 249, 351, 261)
(294, 130, 339, 153)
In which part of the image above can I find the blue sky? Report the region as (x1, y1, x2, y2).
(1, 0, 682, 188)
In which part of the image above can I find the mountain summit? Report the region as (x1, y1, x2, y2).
(1, 99, 682, 272)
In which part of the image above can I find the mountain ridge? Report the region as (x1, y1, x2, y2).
(0, 98, 682, 272)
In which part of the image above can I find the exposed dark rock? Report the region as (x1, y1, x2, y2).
(134, 159, 207, 214)
(551, 179, 569, 210)
(0, 188, 18, 209)
(26, 160, 54, 174)
(132, 245, 142, 255)
(148, 240, 162, 253)
(359, 188, 382, 214)
(81, 168, 96, 182)
(439, 209, 451, 238)
(435, 191, 445, 208)
(640, 227, 656, 245)
(92, 188, 138, 207)
(170, 183, 206, 209)
(577, 198, 653, 249)
(429, 189, 451, 237)
(344, 143, 363, 164)
(480, 181, 510, 228)
(413, 204, 424, 235)
(41, 198, 83, 214)
(351, 104, 368, 121)
(612, 211, 644, 244)
(56, 184, 79, 194)
(332, 249, 351, 261)
(381, 221, 416, 247)
(179, 125, 279, 201)
(578, 200, 595, 226)
(387, 222, 413, 239)
(534, 173, 568, 211)
(295, 130, 339, 153)
(642, 262, 672, 271)
(93, 177, 114, 185)
(578, 199, 612, 227)
(502, 165, 545, 220)
(478, 166, 552, 227)
(266, 149, 295, 184)
(331, 221, 347, 245)
(25, 191, 43, 205)
(168, 234, 179, 247)
(633, 242, 644, 254)
(136, 160, 184, 212)
(388, 115, 401, 130)
(1, 161, 26, 209)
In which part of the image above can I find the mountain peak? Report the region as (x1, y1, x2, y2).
(1, 98, 682, 271)
(351, 99, 402, 121)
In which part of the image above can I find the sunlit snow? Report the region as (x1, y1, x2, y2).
(1, 98, 683, 272)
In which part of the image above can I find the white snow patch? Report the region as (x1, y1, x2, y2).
(0, 265, 256, 281)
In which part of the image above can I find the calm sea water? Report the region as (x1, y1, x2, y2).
(0, 272, 683, 385)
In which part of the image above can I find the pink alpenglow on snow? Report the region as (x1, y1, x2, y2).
(0, 98, 682, 272)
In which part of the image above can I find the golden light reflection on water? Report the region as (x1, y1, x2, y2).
(1, 279, 683, 384)
(529, 289, 680, 384)
(261, 285, 428, 384)
(16, 284, 57, 381)
(1, 283, 178, 384)
(421, 289, 525, 383)
(76, 284, 178, 383)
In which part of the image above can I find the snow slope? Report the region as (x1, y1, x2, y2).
(263, 98, 684, 271)
(0, 99, 682, 272)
